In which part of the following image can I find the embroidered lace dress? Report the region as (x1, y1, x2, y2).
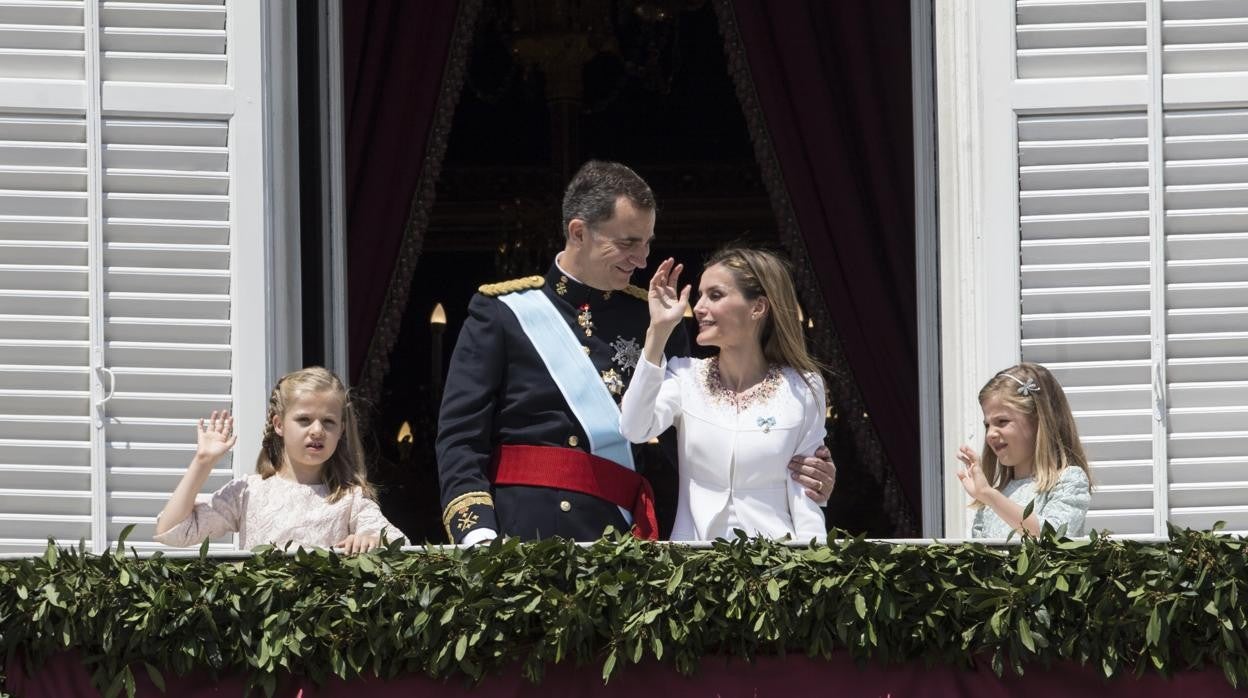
(970, 466, 1091, 538)
(154, 474, 395, 549)
(620, 356, 826, 542)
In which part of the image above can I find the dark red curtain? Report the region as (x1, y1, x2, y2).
(729, 1, 920, 514)
(343, 0, 461, 384)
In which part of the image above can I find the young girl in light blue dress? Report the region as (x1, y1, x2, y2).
(955, 362, 1092, 537)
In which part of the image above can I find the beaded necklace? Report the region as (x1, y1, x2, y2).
(700, 356, 781, 411)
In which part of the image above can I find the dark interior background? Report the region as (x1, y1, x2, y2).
(299, 0, 915, 542)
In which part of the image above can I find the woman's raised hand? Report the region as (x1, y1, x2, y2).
(196, 409, 237, 462)
(648, 257, 691, 332)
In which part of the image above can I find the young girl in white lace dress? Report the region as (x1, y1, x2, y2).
(155, 367, 394, 552)
(620, 248, 827, 542)
(956, 363, 1092, 538)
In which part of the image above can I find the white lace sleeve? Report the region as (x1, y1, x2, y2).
(351, 490, 397, 539)
(1037, 467, 1091, 536)
(153, 477, 247, 547)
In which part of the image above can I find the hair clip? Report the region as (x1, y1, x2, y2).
(1000, 372, 1040, 397)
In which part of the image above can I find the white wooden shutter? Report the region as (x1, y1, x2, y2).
(96, 0, 243, 552)
(0, 0, 273, 554)
(1016, 0, 1147, 78)
(1159, 0, 1248, 533)
(0, 0, 86, 81)
(985, 0, 1248, 538)
(1011, 2, 1160, 536)
(1162, 109, 1248, 532)
(0, 0, 91, 552)
(1018, 112, 1157, 535)
(1162, 0, 1248, 74)
(0, 114, 93, 552)
(99, 0, 226, 84)
(100, 116, 234, 549)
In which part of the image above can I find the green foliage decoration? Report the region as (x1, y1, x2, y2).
(2, 525, 1248, 697)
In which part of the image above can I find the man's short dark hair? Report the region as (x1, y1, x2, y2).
(561, 160, 656, 237)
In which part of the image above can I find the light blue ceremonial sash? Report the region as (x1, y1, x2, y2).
(499, 289, 636, 523)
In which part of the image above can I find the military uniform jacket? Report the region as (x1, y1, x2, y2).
(436, 262, 689, 543)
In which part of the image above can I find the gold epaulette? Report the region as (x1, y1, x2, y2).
(479, 275, 544, 297)
(622, 284, 648, 301)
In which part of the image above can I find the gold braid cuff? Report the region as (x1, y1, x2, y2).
(479, 275, 544, 297)
(622, 284, 648, 301)
(442, 491, 494, 539)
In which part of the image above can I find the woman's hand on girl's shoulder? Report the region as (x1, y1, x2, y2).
(195, 410, 237, 463)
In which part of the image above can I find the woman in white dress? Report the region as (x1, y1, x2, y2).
(620, 248, 827, 542)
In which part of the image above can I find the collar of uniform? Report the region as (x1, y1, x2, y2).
(545, 262, 614, 306)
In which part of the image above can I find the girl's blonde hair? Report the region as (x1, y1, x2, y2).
(256, 366, 374, 502)
(976, 362, 1092, 497)
(705, 247, 826, 386)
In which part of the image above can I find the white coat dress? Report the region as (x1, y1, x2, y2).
(619, 356, 826, 542)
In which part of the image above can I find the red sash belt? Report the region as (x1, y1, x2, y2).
(491, 444, 659, 540)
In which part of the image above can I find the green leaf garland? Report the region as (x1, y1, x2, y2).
(2, 528, 1248, 697)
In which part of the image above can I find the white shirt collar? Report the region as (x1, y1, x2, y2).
(554, 252, 585, 285)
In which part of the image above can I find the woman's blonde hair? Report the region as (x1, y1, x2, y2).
(256, 366, 374, 502)
(976, 362, 1091, 497)
(705, 247, 825, 386)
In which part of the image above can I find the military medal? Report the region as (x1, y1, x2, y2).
(577, 303, 593, 337)
(601, 368, 624, 395)
(610, 336, 641, 372)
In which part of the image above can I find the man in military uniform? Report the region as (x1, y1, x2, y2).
(436, 160, 836, 544)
